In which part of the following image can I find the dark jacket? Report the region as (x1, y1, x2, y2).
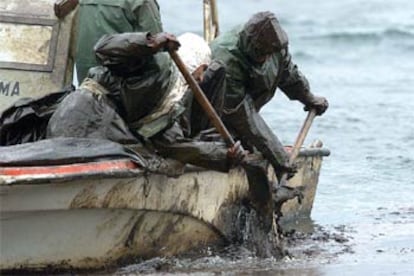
(210, 14, 313, 172)
(210, 24, 312, 112)
(48, 33, 179, 142)
(87, 32, 179, 138)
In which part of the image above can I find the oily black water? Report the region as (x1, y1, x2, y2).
(108, 0, 414, 274)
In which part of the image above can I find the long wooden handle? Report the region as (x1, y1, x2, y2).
(289, 109, 317, 163)
(280, 109, 317, 183)
(169, 50, 235, 147)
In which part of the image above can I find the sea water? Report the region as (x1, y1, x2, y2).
(115, 0, 414, 274)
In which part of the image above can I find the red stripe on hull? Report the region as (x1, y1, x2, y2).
(0, 160, 139, 176)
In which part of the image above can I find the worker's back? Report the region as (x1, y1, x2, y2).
(75, 0, 163, 83)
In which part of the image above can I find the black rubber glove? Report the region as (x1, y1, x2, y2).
(227, 140, 247, 166)
(304, 95, 329, 115)
(278, 161, 298, 180)
(147, 32, 181, 53)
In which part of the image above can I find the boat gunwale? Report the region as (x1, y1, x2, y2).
(0, 148, 329, 186)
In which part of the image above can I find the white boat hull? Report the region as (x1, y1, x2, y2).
(0, 148, 329, 271)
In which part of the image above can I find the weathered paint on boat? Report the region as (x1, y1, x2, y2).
(0, 165, 248, 270)
(0, 145, 329, 271)
(280, 148, 327, 219)
(0, 0, 77, 112)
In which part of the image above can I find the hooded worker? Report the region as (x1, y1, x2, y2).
(47, 32, 180, 144)
(47, 31, 241, 173)
(210, 11, 329, 177)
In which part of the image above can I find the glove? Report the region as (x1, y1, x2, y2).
(273, 184, 304, 208)
(278, 161, 298, 180)
(147, 32, 180, 53)
(304, 95, 329, 115)
(191, 64, 208, 82)
(227, 140, 247, 166)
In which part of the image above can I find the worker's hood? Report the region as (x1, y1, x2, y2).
(238, 11, 289, 63)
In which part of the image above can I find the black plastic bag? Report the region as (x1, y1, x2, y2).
(0, 87, 73, 146)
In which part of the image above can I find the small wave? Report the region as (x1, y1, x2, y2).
(383, 28, 414, 38)
(291, 50, 316, 60)
(302, 31, 381, 42)
(302, 28, 414, 42)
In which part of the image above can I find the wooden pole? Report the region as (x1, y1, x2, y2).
(279, 109, 317, 185)
(203, 0, 212, 42)
(210, 0, 219, 39)
(203, 0, 220, 43)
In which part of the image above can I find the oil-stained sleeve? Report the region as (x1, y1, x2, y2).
(221, 57, 249, 110)
(278, 49, 312, 103)
(94, 32, 154, 68)
(223, 95, 290, 172)
(224, 76, 247, 110)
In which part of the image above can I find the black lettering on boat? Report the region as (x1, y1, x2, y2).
(0, 81, 10, 96)
(11, 82, 20, 96)
(0, 81, 20, 96)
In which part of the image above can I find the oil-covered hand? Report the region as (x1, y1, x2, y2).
(147, 32, 181, 52)
(304, 95, 329, 115)
(227, 140, 247, 166)
(191, 64, 208, 83)
(279, 161, 298, 179)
